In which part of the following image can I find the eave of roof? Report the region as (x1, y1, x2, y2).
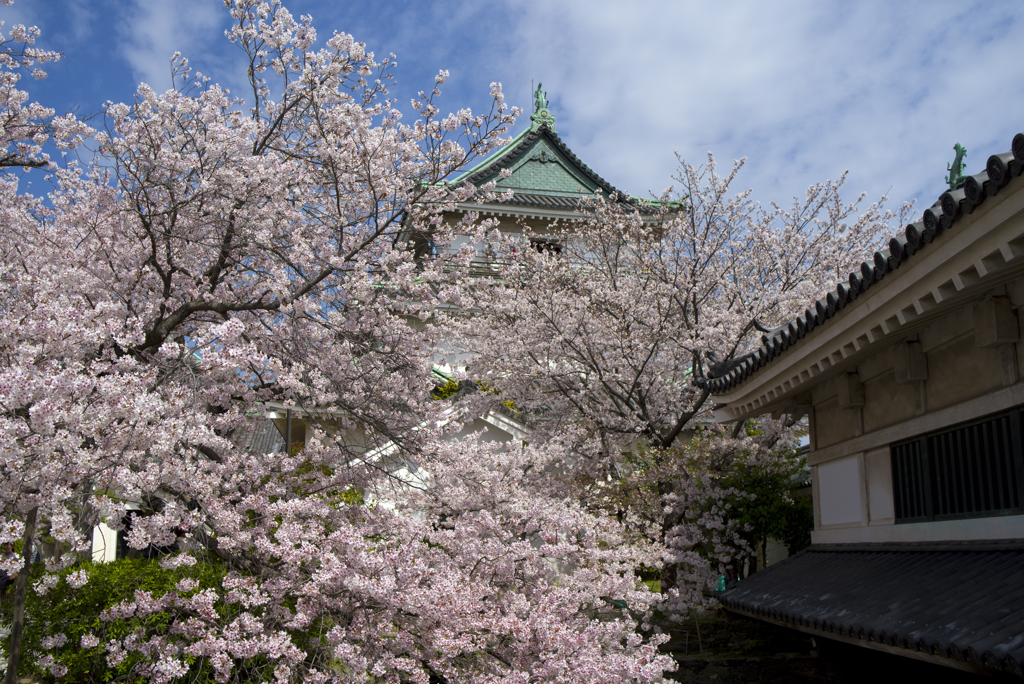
(449, 123, 674, 215)
(717, 541, 1024, 677)
(704, 132, 1024, 397)
(465, 192, 665, 216)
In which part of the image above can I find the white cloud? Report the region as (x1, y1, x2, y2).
(64, 2, 95, 43)
(489, 0, 1024, 216)
(117, 0, 226, 93)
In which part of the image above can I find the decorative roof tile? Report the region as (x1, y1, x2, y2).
(704, 133, 1024, 395)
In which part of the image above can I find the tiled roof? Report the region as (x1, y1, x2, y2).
(703, 132, 1024, 395)
(461, 124, 621, 194)
(468, 192, 668, 214)
(717, 541, 1024, 676)
(469, 192, 588, 211)
(454, 124, 664, 215)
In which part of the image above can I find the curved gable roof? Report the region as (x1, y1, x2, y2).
(450, 123, 669, 215)
(453, 124, 621, 196)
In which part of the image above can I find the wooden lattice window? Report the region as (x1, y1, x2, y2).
(891, 409, 1024, 523)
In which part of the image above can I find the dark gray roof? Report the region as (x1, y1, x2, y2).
(704, 132, 1024, 395)
(717, 541, 1024, 676)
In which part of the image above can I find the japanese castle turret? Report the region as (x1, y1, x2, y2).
(437, 85, 658, 244)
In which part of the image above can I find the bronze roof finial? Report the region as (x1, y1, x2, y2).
(529, 81, 556, 132)
(946, 142, 967, 190)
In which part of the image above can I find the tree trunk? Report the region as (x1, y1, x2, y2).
(6, 506, 38, 684)
(75, 482, 96, 553)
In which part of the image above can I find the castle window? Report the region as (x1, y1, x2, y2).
(891, 409, 1024, 523)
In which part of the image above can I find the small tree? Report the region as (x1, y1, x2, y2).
(717, 445, 813, 577)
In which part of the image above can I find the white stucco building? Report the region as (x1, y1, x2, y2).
(714, 133, 1024, 677)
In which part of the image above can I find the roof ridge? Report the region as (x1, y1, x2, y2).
(703, 132, 1024, 395)
(455, 123, 650, 205)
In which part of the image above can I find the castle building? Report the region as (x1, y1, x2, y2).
(711, 134, 1024, 677)
(408, 83, 661, 269)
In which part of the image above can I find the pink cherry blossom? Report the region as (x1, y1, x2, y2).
(437, 153, 911, 608)
(0, 1, 673, 681)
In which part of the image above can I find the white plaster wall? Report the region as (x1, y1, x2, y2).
(454, 416, 516, 444)
(864, 447, 895, 525)
(816, 454, 865, 527)
(91, 523, 118, 563)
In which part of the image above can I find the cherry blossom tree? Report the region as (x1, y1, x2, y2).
(440, 155, 912, 606)
(0, 5, 89, 169)
(0, 1, 676, 681)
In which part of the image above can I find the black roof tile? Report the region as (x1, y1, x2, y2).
(704, 133, 1024, 394)
(717, 542, 1024, 675)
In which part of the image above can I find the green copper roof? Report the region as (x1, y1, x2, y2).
(452, 123, 620, 199)
(448, 86, 682, 215)
(449, 126, 532, 186)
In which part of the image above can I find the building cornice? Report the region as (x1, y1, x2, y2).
(706, 134, 1024, 403)
(713, 179, 1024, 422)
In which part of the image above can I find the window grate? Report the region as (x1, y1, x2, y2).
(891, 409, 1024, 523)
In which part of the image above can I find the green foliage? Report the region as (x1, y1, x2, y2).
(431, 379, 518, 410)
(290, 457, 363, 506)
(431, 379, 460, 400)
(3, 556, 225, 683)
(340, 486, 365, 506)
(719, 449, 813, 556)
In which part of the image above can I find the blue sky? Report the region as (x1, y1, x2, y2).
(4, 0, 1023, 219)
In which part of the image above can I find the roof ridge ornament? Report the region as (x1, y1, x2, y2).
(530, 82, 557, 132)
(946, 142, 967, 190)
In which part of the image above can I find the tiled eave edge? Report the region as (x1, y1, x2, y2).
(720, 605, 994, 676)
(707, 133, 1024, 418)
(711, 179, 1024, 423)
(450, 201, 664, 224)
(452, 201, 589, 222)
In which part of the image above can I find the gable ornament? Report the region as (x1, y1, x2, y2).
(529, 82, 557, 132)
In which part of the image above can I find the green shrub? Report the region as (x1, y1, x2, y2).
(2, 556, 225, 683)
(719, 450, 814, 563)
(431, 379, 461, 400)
